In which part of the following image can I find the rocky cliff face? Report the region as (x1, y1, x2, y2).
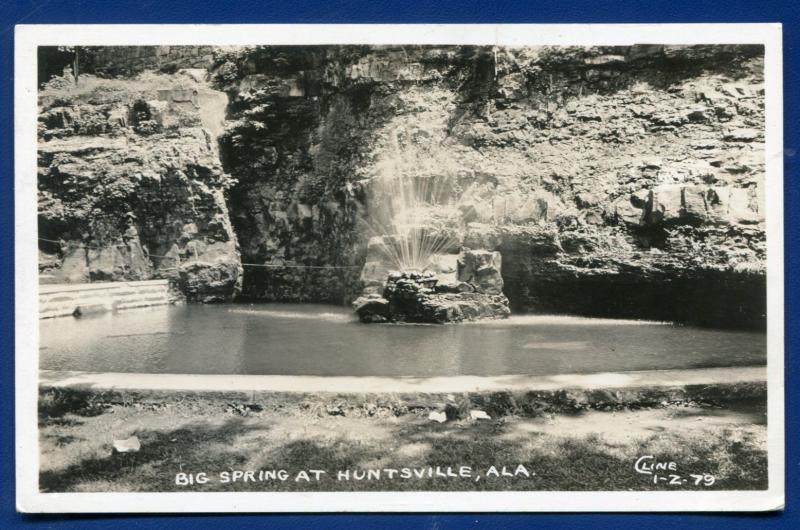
(39, 44, 767, 328)
(213, 47, 375, 303)
(37, 71, 242, 301)
(213, 44, 766, 328)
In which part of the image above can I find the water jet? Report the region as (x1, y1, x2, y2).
(354, 115, 514, 323)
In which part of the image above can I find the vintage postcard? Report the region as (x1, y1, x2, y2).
(15, 24, 784, 512)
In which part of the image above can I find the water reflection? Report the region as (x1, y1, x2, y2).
(39, 304, 767, 377)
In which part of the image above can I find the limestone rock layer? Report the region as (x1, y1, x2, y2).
(39, 45, 767, 327)
(37, 71, 242, 301)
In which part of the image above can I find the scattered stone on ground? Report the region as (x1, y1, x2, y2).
(470, 410, 492, 421)
(428, 411, 447, 423)
(326, 404, 346, 416)
(112, 435, 141, 454)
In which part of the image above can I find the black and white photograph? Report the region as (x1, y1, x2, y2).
(14, 24, 784, 513)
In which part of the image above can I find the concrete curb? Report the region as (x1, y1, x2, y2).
(39, 366, 767, 394)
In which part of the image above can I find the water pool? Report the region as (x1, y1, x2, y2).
(39, 304, 766, 377)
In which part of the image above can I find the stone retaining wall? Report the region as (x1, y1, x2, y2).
(39, 280, 170, 319)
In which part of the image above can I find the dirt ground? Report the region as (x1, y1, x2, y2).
(37, 386, 768, 493)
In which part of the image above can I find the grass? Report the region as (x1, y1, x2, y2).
(38, 385, 768, 493)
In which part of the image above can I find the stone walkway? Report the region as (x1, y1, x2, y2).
(39, 366, 766, 394)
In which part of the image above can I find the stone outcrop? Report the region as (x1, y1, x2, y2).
(353, 266, 511, 324)
(37, 71, 242, 301)
(457, 250, 504, 295)
(614, 184, 763, 227)
(353, 248, 510, 324)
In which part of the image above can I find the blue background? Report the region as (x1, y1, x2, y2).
(1, 1, 797, 528)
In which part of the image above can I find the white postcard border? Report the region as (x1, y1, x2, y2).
(15, 23, 784, 513)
